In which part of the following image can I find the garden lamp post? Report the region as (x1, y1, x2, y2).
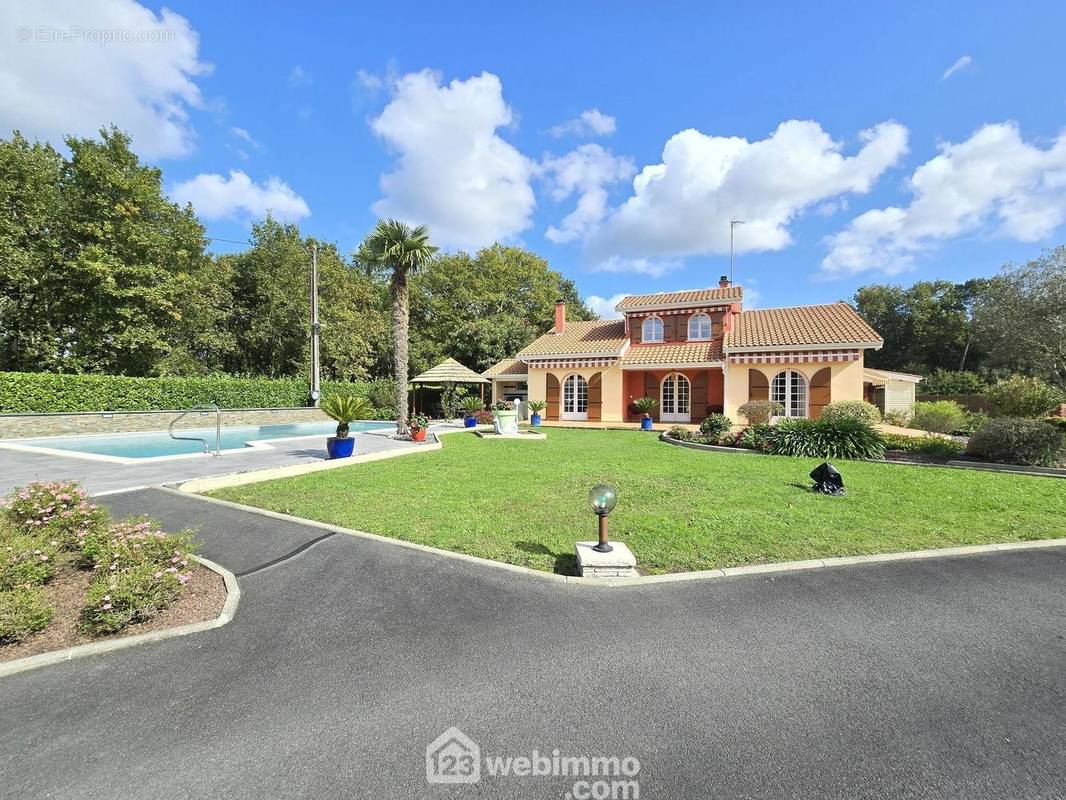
(588, 483, 618, 553)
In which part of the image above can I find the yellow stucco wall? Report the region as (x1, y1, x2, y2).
(528, 365, 625, 422)
(724, 356, 866, 422)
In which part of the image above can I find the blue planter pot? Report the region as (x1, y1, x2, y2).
(530, 413, 541, 427)
(326, 436, 355, 459)
(463, 416, 478, 428)
(640, 417, 653, 431)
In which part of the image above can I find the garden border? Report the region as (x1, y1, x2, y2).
(178, 489, 1066, 590)
(0, 555, 240, 679)
(658, 433, 1066, 478)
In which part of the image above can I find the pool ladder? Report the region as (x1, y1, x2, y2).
(169, 404, 221, 457)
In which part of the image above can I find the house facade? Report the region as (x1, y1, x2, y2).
(484, 278, 885, 425)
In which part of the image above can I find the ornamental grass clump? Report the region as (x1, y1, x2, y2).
(1, 480, 108, 550)
(769, 418, 885, 460)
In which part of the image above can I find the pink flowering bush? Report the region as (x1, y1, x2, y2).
(0, 586, 54, 643)
(0, 531, 59, 590)
(81, 517, 197, 572)
(1, 481, 108, 551)
(80, 563, 185, 635)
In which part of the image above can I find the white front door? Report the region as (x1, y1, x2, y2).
(561, 374, 588, 421)
(660, 372, 691, 423)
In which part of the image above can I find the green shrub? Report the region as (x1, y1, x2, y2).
(699, 414, 733, 439)
(987, 376, 1065, 419)
(820, 400, 881, 424)
(0, 587, 53, 643)
(954, 411, 988, 436)
(967, 418, 1066, 467)
(0, 533, 58, 590)
(882, 409, 911, 427)
(0, 371, 383, 413)
(769, 418, 885, 460)
(1046, 417, 1066, 433)
(736, 424, 774, 452)
(737, 400, 784, 426)
(919, 369, 990, 395)
(881, 433, 965, 460)
(666, 425, 692, 441)
(910, 400, 967, 434)
(366, 380, 395, 412)
(2, 481, 109, 550)
(80, 563, 186, 636)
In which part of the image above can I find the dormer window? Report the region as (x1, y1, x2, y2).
(641, 316, 664, 342)
(688, 313, 712, 341)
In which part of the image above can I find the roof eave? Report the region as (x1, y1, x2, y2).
(724, 340, 883, 353)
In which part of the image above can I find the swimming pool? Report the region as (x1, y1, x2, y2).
(1, 421, 393, 461)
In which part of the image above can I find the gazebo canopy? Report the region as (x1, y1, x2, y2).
(410, 357, 488, 385)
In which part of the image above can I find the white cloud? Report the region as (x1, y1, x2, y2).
(822, 122, 1066, 275)
(369, 69, 536, 251)
(550, 108, 617, 138)
(942, 55, 974, 80)
(543, 144, 635, 243)
(581, 120, 908, 271)
(584, 293, 626, 320)
(170, 170, 310, 222)
(0, 0, 209, 159)
(592, 256, 679, 278)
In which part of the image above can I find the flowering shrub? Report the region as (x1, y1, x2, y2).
(1, 481, 108, 550)
(0, 532, 58, 590)
(0, 587, 54, 643)
(82, 517, 197, 573)
(699, 413, 733, 439)
(80, 563, 186, 635)
(474, 410, 494, 424)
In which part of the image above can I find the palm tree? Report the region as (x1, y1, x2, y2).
(357, 219, 437, 435)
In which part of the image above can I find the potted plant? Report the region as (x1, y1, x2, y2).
(527, 399, 546, 426)
(410, 412, 430, 442)
(460, 396, 483, 428)
(321, 395, 373, 459)
(492, 399, 519, 435)
(633, 396, 657, 431)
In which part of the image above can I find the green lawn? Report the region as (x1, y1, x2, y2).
(208, 428, 1066, 575)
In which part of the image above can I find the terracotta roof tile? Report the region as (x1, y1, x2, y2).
(482, 358, 528, 377)
(616, 286, 743, 310)
(517, 320, 628, 358)
(724, 304, 882, 349)
(620, 341, 724, 366)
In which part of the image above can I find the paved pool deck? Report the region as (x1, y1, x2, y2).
(0, 427, 418, 495)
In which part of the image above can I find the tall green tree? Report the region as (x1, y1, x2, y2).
(409, 244, 593, 374)
(853, 280, 987, 373)
(222, 217, 387, 381)
(974, 248, 1066, 391)
(0, 127, 227, 375)
(357, 220, 438, 434)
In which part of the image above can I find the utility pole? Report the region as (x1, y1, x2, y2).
(309, 242, 321, 407)
(729, 219, 745, 283)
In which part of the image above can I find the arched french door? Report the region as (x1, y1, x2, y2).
(561, 373, 588, 421)
(660, 372, 691, 423)
(771, 370, 808, 417)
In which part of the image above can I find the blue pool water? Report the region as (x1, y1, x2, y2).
(12, 421, 393, 459)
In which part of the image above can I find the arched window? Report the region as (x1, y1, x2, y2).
(561, 373, 588, 420)
(688, 313, 712, 340)
(641, 316, 664, 342)
(771, 370, 808, 418)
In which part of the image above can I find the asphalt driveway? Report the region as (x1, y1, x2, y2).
(2, 489, 1064, 799)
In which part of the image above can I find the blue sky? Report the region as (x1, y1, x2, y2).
(3, 1, 1066, 315)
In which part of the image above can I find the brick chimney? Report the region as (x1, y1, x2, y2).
(554, 300, 566, 334)
(719, 275, 730, 288)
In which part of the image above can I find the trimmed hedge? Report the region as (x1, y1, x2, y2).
(0, 371, 392, 413)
